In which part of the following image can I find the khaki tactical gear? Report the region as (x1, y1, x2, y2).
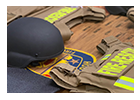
(7, 6, 105, 41)
(50, 36, 134, 93)
(127, 7, 134, 22)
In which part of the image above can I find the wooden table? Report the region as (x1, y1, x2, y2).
(56, 13, 134, 93)
(24, 7, 134, 93)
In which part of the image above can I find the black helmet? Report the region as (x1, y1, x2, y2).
(7, 17, 64, 68)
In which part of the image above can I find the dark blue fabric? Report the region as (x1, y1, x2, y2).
(7, 67, 62, 93)
(105, 6, 133, 16)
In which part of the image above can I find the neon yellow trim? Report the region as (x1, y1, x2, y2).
(119, 76, 134, 83)
(44, 7, 77, 23)
(97, 69, 117, 76)
(111, 48, 134, 65)
(97, 48, 134, 76)
(65, 47, 97, 62)
(114, 82, 134, 91)
(97, 62, 126, 76)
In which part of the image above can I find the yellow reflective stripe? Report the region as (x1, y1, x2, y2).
(114, 82, 134, 91)
(119, 76, 134, 83)
(44, 7, 77, 23)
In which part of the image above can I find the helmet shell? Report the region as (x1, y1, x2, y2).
(7, 17, 64, 68)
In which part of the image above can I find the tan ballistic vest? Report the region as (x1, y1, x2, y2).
(50, 36, 134, 93)
(7, 6, 105, 41)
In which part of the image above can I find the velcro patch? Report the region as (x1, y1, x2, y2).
(44, 7, 77, 23)
(27, 47, 96, 79)
(96, 48, 134, 77)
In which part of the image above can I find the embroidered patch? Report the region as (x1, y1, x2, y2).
(27, 47, 96, 79)
(44, 7, 77, 23)
(97, 48, 134, 76)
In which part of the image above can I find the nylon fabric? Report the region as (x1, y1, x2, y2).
(127, 7, 134, 22)
(7, 67, 62, 93)
(7, 6, 106, 41)
(105, 6, 133, 16)
(50, 36, 134, 93)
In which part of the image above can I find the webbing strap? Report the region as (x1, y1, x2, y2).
(7, 6, 49, 17)
(28, 6, 53, 17)
(96, 36, 121, 54)
(7, 6, 50, 24)
(83, 7, 105, 21)
(50, 68, 79, 89)
(127, 7, 134, 22)
(96, 43, 108, 54)
(54, 63, 81, 76)
(7, 14, 22, 24)
(127, 8, 134, 16)
(66, 17, 83, 28)
(70, 84, 110, 93)
(88, 6, 105, 15)
(54, 22, 73, 41)
(55, 6, 106, 29)
(74, 69, 81, 76)
(102, 36, 121, 47)
(50, 63, 80, 88)
(55, 63, 76, 72)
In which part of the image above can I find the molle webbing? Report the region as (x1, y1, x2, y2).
(96, 36, 134, 54)
(7, 6, 106, 41)
(7, 6, 49, 24)
(96, 36, 122, 54)
(30, 6, 106, 41)
(82, 6, 105, 22)
(50, 63, 80, 89)
(55, 6, 106, 28)
(50, 36, 134, 93)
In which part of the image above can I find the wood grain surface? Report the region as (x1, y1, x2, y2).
(7, 6, 134, 93)
(26, 7, 134, 93)
(56, 14, 134, 93)
(65, 15, 134, 60)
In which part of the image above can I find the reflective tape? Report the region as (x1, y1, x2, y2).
(101, 54, 111, 60)
(119, 76, 134, 83)
(114, 76, 134, 91)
